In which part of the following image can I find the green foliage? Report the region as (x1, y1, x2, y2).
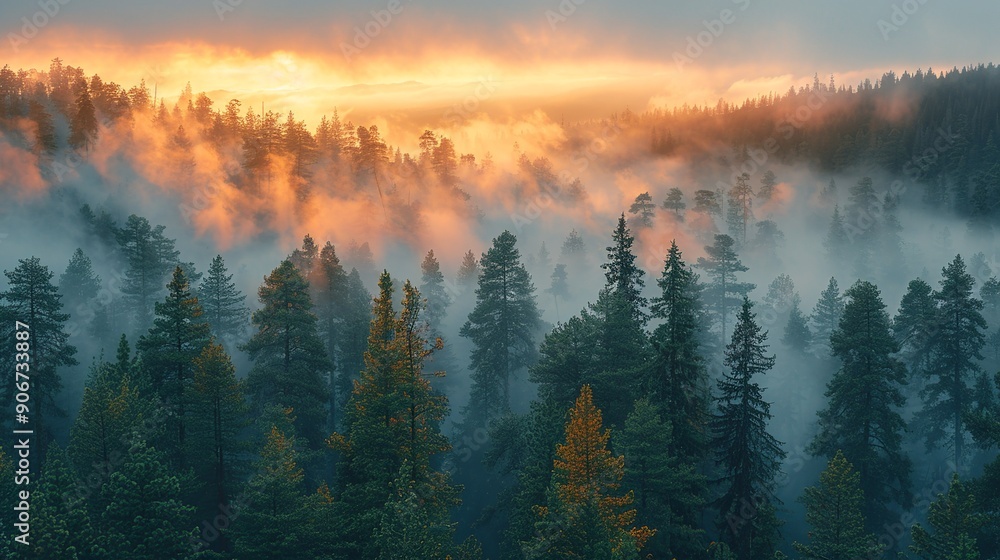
(910, 474, 983, 560)
(198, 255, 249, 348)
(116, 214, 181, 332)
(697, 234, 755, 344)
(461, 230, 541, 429)
(811, 280, 911, 532)
(794, 450, 883, 560)
(242, 259, 331, 448)
(29, 445, 100, 559)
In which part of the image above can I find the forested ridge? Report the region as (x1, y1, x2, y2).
(0, 59, 1000, 559)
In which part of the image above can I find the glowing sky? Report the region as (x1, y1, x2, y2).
(3, 0, 998, 141)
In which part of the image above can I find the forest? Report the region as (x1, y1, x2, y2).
(0, 59, 1000, 559)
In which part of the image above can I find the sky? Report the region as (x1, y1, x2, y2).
(4, 0, 998, 137)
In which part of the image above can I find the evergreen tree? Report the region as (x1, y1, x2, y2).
(420, 249, 452, 335)
(793, 450, 883, 560)
(100, 441, 195, 560)
(727, 172, 754, 246)
(893, 278, 937, 373)
(921, 255, 988, 470)
(697, 234, 755, 344)
(547, 264, 570, 320)
(198, 255, 249, 347)
(28, 99, 57, 154)
(648, 240, 709, 462)
(910, 474, 984, 560)
(560, 229, 586, 261)
(825, 205, 850, 261)
(810, 277, 845, 357)
(810, 280, 911, 532)
(288, 233, 319, 278)
(335, 268, 372, 417)
(68, 79, 98, 150)
(189, 342, 246, 514)
(116, 214, 181, 332)
(242, 260, 331, 448)
(461, 231, 540, 429)
(694, 189, 722, 217)
(30, 445, 100, 559)
(331, 273, 455, 559)
(710, 298, 785, 560)
(136, 266, 211, 466)
(759, 170, 778, 200)
(601, 214, 648, 323)
(0, 257, 78, 450)
(59, 248, 101, 319)
(312, 241, 347, 430)
(663, 187, 687, 216)
(618, 398, 705, 559)
(457, 249, 480, 289)
(628, 192, 656, 228)
(783, 295, 812, 352)
(527, 385, 654, 559)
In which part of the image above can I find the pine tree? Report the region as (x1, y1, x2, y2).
(547, 264, 570, 320)
(921, 255, 988, 470)
(910, 474, 984, 560)
(810, 280, 911, 532)
(189, 342, 246, 513)
(312, 241, 347, 430)
(759, 170, 778, 201)
(28, 99, 57, 154)
(560, 229, 586, 261)
(697, 234, 755, 344)
(288, 233, 319, 278)
(663, 187, 687, 216)
(618, 398, 705, 559)
(461, 231, 540, 429)
(783, 295, 812, 353)
(230, 426, 318, 560)
(116, 214, 181, 332)
(694, 189, 722, 217)
(527, 385, 654, 559)
(649, 240, 709, 462)
(136, 266, 211, 466)
(68, 79, 98, 150)
(30, 445, 100, 559)
(242, 260, 331, 448)
(727, 172, 755, 246)
(374, 463, 460, 560)
(0, 257, 78, 450)
(100, 441, 195, 560)
(810, 277, 845, 357)
(601, 214, 648, 323)
(198, 255, 249, 347)
(710, 298, 785, 560)
(420, 249, 452, 335)
(893, 278, 937, 373)
(335, 268, 372, 418)
(793, 450, 883, 560)
(331, 273, 455, 559)
(628, 192, 656, 228)
(59, 248, 101, 320)
(457, 249, 480, 289)
(67, 340, 147, 500)
(825, 205, 850, 261)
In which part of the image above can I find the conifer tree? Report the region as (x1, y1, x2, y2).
(30, 445, 99, 559)
(710, 298, 785, 560)
(420, 249, 452, 335)
(116, 214, 181, 332)
(810, 280, 910, 532)
(59, 248, 101, 319)
(662, 187, 686, 216)
(921, 255, 988, 470)
(457, 249, 480, 289)
(242, 260, 331, 448)
(601, 214, 647, 322)
(28, 99, 57, 154)
(910, 474, 983, 560)
(68, 79, 98, 150)
(783, 295, 812, 353)
(336, 268, 372, 414)
(547, 264, 570, 320)
(461, 231, 540, 429)
(0, 257, 77, 450)
(759, 170, 777, 200)
(727, 172, 754, 246)
(100, 441, 195, 560)
(288, 233, 319, 278)
(628, 192, 656, 228)
(793, 450, 883, 560)
(312, 241, 347, 430)
(189, 342, 246, 511)
(697, 234, 755, 344)
(648, 240, 709, 462)
(527, 385, 654, 559)
(825, 205, 850, 261)
(198, 255, 249, 347)
(137, 266, 211, 465)
(618, 398, 705, 559)
(810, 277, 845, 356)
(893, 278, 937, 373)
